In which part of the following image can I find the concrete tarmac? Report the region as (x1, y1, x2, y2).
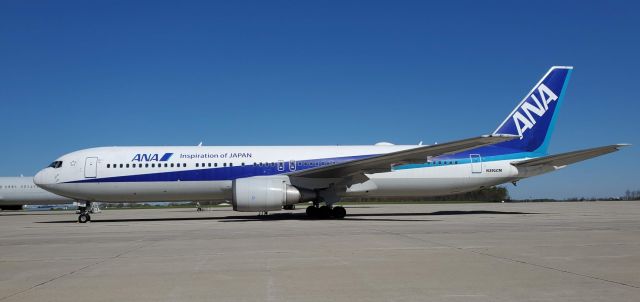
(0, 201, 639, 302)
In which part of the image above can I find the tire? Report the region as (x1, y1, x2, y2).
(306, 206, 317, 218)
(332, 206, 346, 219)
(319, 206, 331, 218)
(78, 214, 89, 223)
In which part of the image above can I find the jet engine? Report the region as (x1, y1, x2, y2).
(232, 176, 315, 212)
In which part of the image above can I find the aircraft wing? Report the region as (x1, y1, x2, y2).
(512, 144, 630, 168)
(289, 134, 518, 182)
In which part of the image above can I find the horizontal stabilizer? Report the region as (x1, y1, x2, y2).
(512, 144, 630, 168)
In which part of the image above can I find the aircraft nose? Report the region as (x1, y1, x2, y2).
(34, 169, 51, 187)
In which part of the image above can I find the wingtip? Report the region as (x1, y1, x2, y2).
(484, 133, 521, 140)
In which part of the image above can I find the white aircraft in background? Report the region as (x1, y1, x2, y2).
(34, 66, 628, 223)
(0, 176, 73, 210)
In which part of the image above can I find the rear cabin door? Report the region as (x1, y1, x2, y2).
(470, 154, 482, 174)
(84, 157, 98, 178)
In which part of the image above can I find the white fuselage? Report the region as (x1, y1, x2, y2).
(0, 177, 74, 206)
(33, 145, 538, 203)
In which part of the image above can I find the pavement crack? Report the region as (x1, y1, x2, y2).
(373, 228, 640, 290)
(0, 239, 152, 301)
(464, 248, 640, 289)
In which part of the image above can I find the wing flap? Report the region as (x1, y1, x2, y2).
(512, 144, 630, 168)
(291, 134, 518, 179)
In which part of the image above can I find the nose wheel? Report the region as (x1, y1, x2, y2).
(78, 213, 91, 223)
(77, 201, 92, 223)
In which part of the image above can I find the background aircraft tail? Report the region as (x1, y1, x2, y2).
(493, 66, 573, 154)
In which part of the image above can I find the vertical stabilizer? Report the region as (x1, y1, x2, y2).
(493, 66, 573, 154)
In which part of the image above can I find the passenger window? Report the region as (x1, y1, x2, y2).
(119, 164, 123, 168)
(223, 163, 227, 167)
(196, 163, 199, 167)
(126, 164, 130, 168)
(214, 163, 218, 167)
(171, 163, 174, 167)
(107, 164, 110, 168)
(208, 163, 212, 167)
(230, 163, 233, 167)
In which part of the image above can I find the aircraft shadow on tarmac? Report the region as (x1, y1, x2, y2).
(36, 210, 538, 224)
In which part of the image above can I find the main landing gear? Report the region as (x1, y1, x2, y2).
(306, 204, 346, 219)
(77, 201, 92, 223)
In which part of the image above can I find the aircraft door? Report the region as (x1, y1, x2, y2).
(470, 154, 482, 173)
(84, 157, 98, 178)
(277, 160, 285, 172)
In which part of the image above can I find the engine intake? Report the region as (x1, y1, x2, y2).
(232, 176, 315, 212)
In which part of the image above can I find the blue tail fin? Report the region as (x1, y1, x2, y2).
(493, 66, 573, 154)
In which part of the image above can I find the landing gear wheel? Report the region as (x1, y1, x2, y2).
(319, 206, 332, 219)
(78, 213, 91, 223)
(306, 206, 317, 218)
(332, 206, 346, 219)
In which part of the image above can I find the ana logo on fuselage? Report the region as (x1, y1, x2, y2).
(512, 83, 558, 138)
(132, 153, 173, 162)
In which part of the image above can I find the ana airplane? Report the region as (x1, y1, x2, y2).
(0, 176, 73, 210)
(34, 66, 628, 223)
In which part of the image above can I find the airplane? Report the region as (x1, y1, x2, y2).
(33, 66, 629, 223)
(0, 176, 74, 210)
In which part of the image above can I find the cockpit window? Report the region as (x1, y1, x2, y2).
(48, 161, 63, 168)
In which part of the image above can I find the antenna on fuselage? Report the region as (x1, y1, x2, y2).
(198, 141, 203, 147)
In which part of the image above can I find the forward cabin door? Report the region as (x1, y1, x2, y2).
(470, 154, 482, 174)
(84, 157, 98, 178)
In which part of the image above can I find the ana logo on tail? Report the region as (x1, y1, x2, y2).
(512, 83, 558, 138)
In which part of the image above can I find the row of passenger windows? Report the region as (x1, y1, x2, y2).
(427, 161, 459, 165)
(0, 185, 37, 189)
(105, 161, 336, 169)
(107, 163, 188, 168)
(107, 163, 238, 169)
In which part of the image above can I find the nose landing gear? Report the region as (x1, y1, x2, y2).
(77, 201, 92, 223)
(78, 213, 91, 223)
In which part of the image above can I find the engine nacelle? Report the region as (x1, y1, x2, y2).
(232, 176, 315, 212)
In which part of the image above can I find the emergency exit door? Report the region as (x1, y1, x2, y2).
(84, 157, 98, 178)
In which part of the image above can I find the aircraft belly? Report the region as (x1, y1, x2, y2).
(347, 164, 516, 197)
(56, 181, 232, 202)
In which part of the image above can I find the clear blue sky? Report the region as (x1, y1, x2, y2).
(1, 0, 638, 199)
